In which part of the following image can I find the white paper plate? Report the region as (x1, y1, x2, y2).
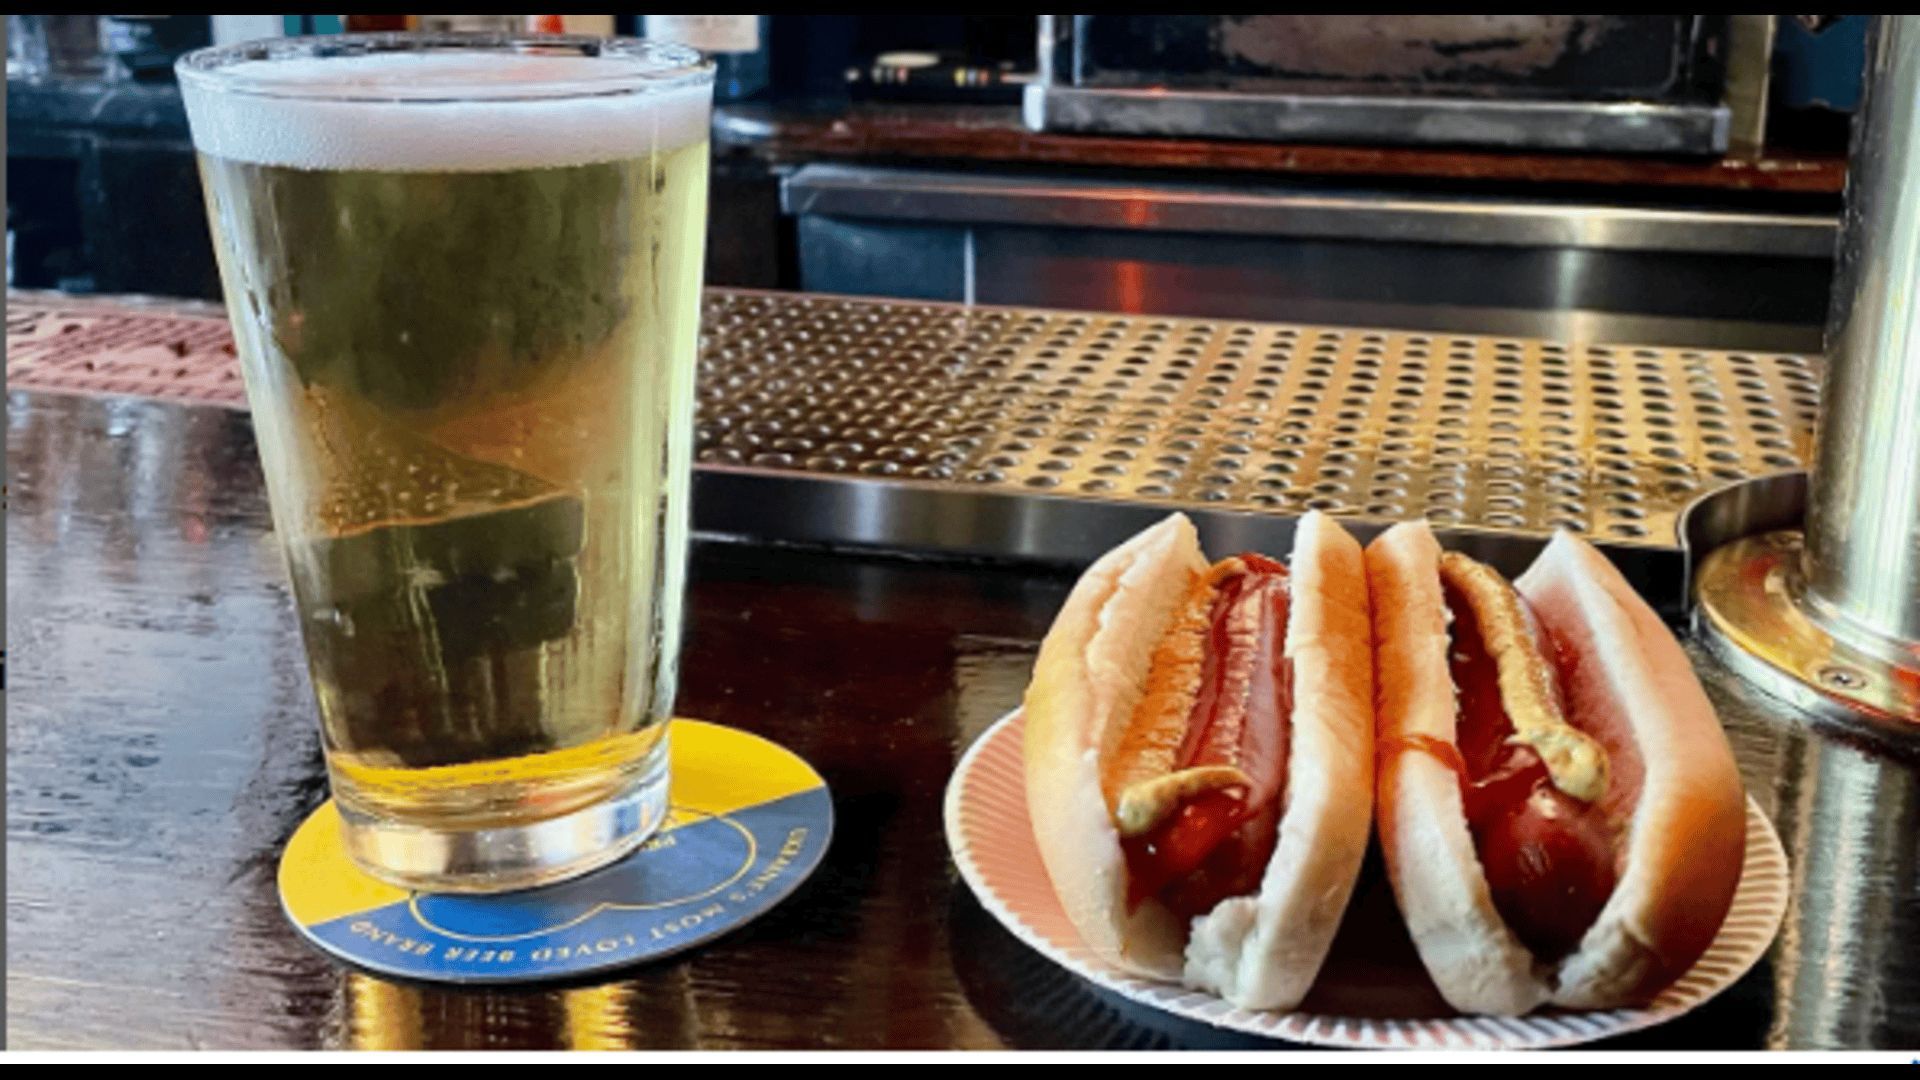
(944, 709, 1789, 1050)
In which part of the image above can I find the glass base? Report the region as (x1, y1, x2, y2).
(336, 755, 670, 894)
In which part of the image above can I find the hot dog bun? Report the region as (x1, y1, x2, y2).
(1022, 511, 1374, 1009)
(1369, 522, 1547, 1013)
(1185, 511, 1375, 1009)
(1369, 522, 1745, 1013)
(1515, 531, 1746, 1008)
(1024, 513, 1206, 979)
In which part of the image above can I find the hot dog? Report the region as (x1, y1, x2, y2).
(1023, 511, 1374, 1011)
(1368, 522, 1746, 1013)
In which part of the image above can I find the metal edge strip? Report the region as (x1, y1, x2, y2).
(692, 465, 1688, 620)
(782, 163, 1834, 257)
(1022, 82, 1732, 155)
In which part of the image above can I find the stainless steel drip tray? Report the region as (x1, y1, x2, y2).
(689, 290, 1821, 616)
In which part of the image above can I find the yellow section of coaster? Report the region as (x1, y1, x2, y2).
(280, 802, 410, 928)
(667, 718, 824, 818)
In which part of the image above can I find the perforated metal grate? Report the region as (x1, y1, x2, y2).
(6, 293, 246, 407)
(8, 288, 1820, 549)
(694, 291, 1820, 547)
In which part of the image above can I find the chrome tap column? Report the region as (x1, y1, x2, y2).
(1806, 16, 1920, 648)
(1695, 16, 1920, 736)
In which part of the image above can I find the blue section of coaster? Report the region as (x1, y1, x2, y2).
(279, 721, 833, 984)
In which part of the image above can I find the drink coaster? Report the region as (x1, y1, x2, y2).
(278, 719, 832, 984)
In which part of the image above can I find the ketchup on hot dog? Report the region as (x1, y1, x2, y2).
(1443, 572, 1617, 959)
(1114, 555, 1292, 920)
(1376, 556, 1619, 960)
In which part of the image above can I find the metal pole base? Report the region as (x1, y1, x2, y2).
(1694, 529, 1920, 742)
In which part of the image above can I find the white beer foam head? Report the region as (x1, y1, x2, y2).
(181, 51, 711, 172)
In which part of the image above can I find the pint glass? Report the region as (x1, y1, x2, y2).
(179, 35, 713, 891)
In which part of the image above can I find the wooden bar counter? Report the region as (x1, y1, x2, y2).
(6, 295, 1917, 1050)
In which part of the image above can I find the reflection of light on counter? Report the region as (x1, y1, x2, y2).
(1766, 725, 1918, 1048)
(1549, 250, 1583, 312)
(562, 982, 636, 1050)
(1114, 260, 1148, 313)
(950, 634, 1039, 752)
(344, 972, 423, 1049)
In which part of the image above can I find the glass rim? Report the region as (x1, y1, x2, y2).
(176, 32, 715, 104)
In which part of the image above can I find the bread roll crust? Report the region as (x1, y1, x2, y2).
(1185, 512, 1374, 1010)
(1022, 513, 1205, 978)
(1517, 532, 1746, 1008)
(1369, 523, 1548, 1014)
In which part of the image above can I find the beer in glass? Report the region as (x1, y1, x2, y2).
(178, 34, 713, 891)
